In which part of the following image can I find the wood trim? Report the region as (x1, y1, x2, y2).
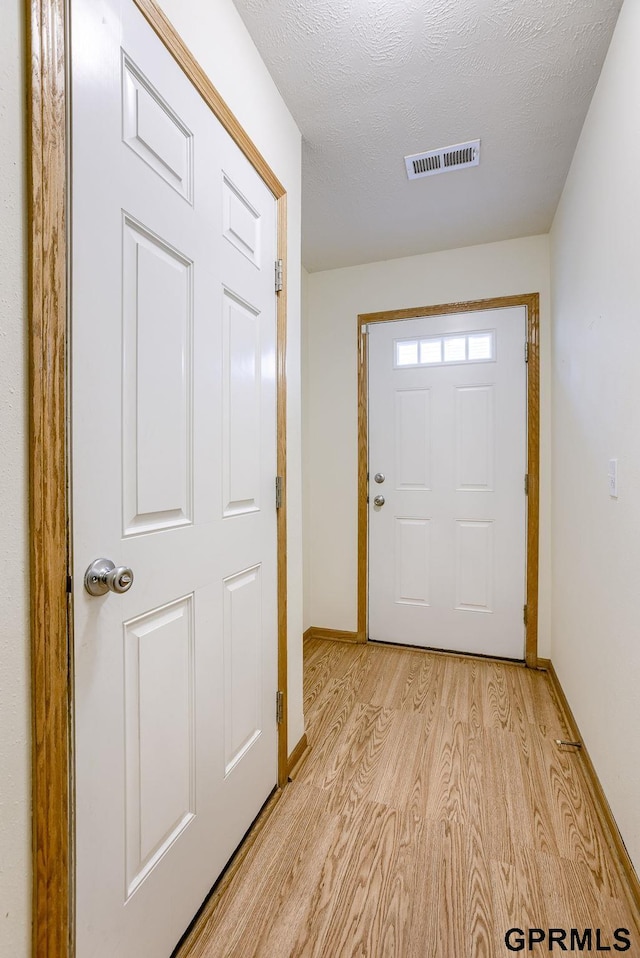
(30, 0, 290, 953)
(545, 662, 640, 921)
(175, 788, 284, 958)
(536, 657, 551, 671)
(357, 322, 368, 643)
(524, 294, 540, 668)
(286, 733, 309, 778)
(28, 0, 72, 955)
(359, 294, 540, 324)
(357, 295, 541, 665)
(276, 192, 289, 788)
(303, 626, 360, 644)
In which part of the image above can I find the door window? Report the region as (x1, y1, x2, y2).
(394, 329, 495, 368)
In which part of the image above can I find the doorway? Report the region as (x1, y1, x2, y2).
(29, 0, 290, 953)
(71, 1, 280, 952)
(357, 295, 540, 665)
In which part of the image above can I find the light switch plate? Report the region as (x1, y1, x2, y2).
(608, 458, 618, 498)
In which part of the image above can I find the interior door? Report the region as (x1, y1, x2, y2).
(368, 308, 527, 659)
(71, 0, 278, 954)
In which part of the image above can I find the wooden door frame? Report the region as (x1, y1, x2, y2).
(357, 294, 540, 666)
(28, 1, 290, 954)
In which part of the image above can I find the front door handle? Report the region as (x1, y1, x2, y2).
(373, 495, 385, 507)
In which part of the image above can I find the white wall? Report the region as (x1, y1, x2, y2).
(550, 0, 640, 874)
(0, 2, 30, 956)
(0, 3, 303, 954)
(157, 0, 304, 755)
(305, 235, 552, 657)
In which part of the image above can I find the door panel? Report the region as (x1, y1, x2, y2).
(72, 0, 278, 954)
(455, 385, 494, 490)
(368, 308, 526, 659)
(122, 54, 194, 200)
(222, 291, 261, 516)
(124, 596, 196, 898)
(395, 389, 431, 488)
(122, 217, 193, 532)
(455, 520, 494, 612)
(223, 175, 261, 264)
(395, 517, 431, 605)
(223, 565, 263, 774)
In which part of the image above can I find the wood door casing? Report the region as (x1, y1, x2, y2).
(368, 309, 527, 658)
(357, 294, 540, 666)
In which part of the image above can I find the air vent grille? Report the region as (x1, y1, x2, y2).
(405, 140, 480, 180)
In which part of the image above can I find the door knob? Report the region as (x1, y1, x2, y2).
(84, 558, 134, 596)
(373, 495, 385, 507)
(374, 473, 385, 484)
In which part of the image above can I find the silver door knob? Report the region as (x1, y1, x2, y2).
(84, 558, 134, 596)
(373, 495, 385, 507)
(374, 473, 385, 484)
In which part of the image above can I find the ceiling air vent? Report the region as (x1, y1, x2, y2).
(405, 139, 480, 180)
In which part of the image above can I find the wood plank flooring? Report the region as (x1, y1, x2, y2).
(178, 639, 640, 957)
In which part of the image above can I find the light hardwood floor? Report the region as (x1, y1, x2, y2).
(177, 639, 640, 957)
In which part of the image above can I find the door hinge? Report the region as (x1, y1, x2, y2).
(523, 604, 528, 626)
(275, 258, 283, 293)
(361, 323, 368, 334)
(524, 474, 529, 495)
(276, 690, 284, 724)
(275, 475, 284, 509)
(525, 341, 529, 363)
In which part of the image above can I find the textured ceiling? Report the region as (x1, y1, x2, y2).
(232, 0, 623, 272)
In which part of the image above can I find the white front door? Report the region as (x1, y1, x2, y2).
(368, 308, 527, 659)
(71, 0, 279, 954)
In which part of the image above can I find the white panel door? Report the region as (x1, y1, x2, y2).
(71, 0, 278, 954)
(368, 309, 527, 659)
